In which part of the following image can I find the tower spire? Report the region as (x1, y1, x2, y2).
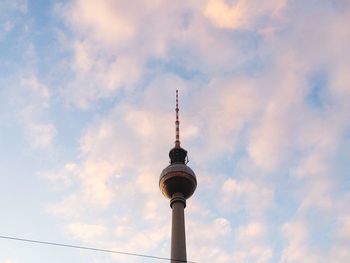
(175, 89, 180, 148)
(169, 90, 187, 164)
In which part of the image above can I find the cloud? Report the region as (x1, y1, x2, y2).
(66, 222, 107, 242)
(24, 122, 56, 149)
(38, 1, 350, 262)
(282, 220, 308, 246)
(187, 216, 272, 263)
(203, 0, 287, 30)
(237, 222, 266, 242)
(45, 80, 179, 260)
(21, 76, 50, 101)
(42, 162, 78, 190)
(56, 0, 157, 108)
(17, 75, 56, 150)
(56, 0, 258, 108)
(337, 216, 350, 240)
(222, 178, 274, 217)
(64, 0, 135, 47)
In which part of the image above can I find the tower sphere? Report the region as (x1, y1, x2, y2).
(159, 153, 197, 199)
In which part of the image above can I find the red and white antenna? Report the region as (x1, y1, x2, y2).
(175, 90, 180, 148)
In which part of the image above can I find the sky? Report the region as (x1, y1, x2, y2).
(0, 0, 350, 262)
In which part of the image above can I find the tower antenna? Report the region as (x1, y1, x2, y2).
(175, 89, 180, 148)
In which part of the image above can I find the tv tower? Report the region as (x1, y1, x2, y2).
(159, 90, 197, 263)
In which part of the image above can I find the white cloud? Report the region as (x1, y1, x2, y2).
(43, 162, 78, 190)
(282, 220, 308, 246)
(187, 219, 272, 263)
(280, 220, 323, 263)
(15, 74, 56, 150)
(56, 0, 151, 108)
(189, 217, 232, 241)
(337, 216, 350, 240)
(45, 82, 180, 259)
(57, 0, 257, 108)
(38, 1, 350, 263)
(24, 122, 56, 150)
(21, 75, 50, 102)
(186, 217, 233, 262)
(237, 222, 266, 242)
(222, 178, 273, 217)
(203, 0, 287, 30)
(66, 222, 106, 243)
(192, 77, 263, 158)
(64, 0, 135, 47)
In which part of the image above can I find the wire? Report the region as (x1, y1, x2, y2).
(0, 235, 196, 263)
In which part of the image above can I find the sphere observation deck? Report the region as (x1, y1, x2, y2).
(159, 147, 197, 199)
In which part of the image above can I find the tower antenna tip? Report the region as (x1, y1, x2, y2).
(175, 90, 180, 148)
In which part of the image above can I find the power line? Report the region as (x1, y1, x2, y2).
(0, 235, 196, 263)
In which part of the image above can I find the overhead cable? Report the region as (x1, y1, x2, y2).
(0, 235, 196, 263)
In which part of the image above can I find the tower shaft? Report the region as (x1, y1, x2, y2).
(171, 193, 187, 263)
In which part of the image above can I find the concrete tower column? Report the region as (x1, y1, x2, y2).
(170, 193, 187, 263)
